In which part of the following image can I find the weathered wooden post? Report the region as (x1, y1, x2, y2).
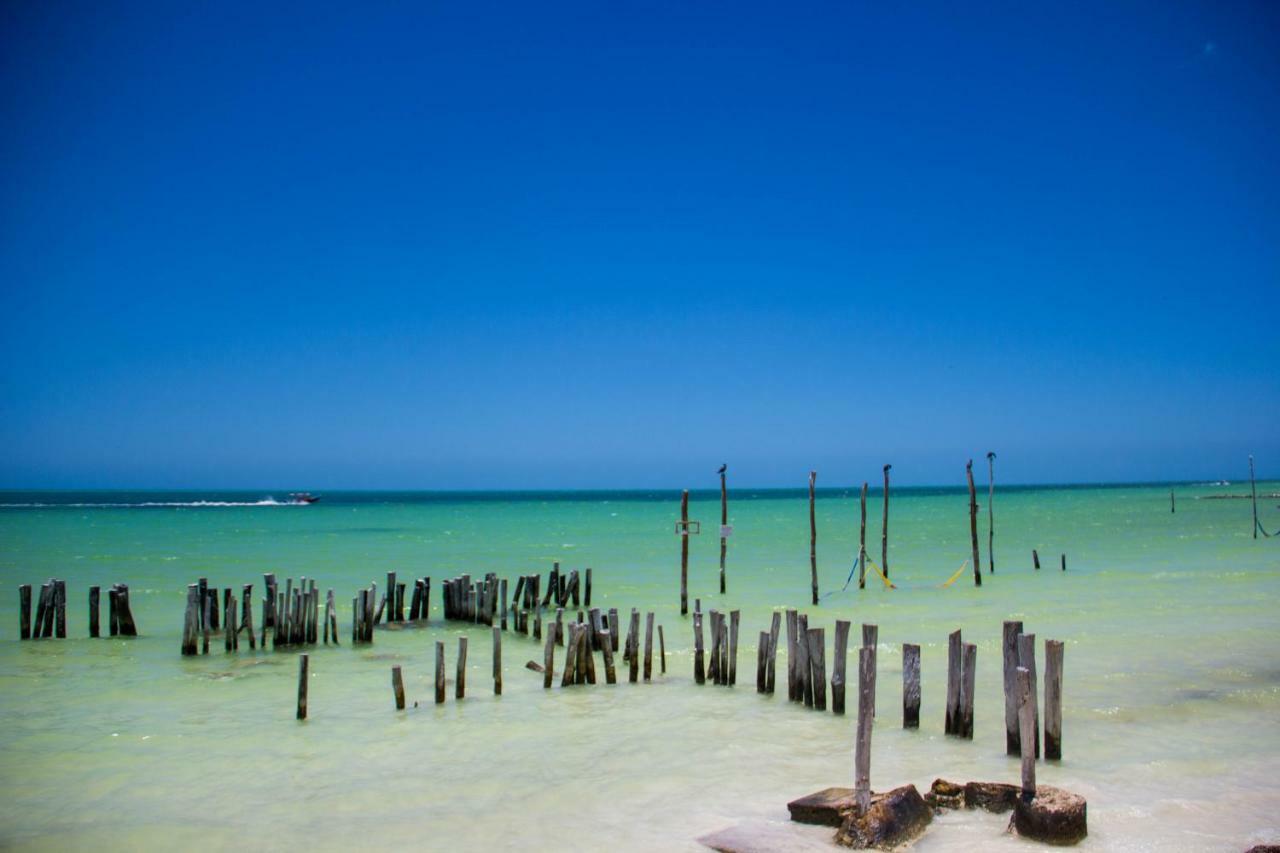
(493, 626, 503, 696)
(945, 629, 962, 735)
(1044, 639, 1064, 760)
(543, 622, 557, 688)
(680, 489, 690, 615)
(1060, 554, 1066, 572)
(1250, 455, 1259, 538)
(658, 624, 666, 674)
(959, 642, 977, 739)
(766, 611, 781, 694)
(435, 641, 446, 704)
(628, 610, 641, 683)
(862, 623, 878, 717)
(644, 612, 655, 681)
(455, 637, 468, 700)
(55, 580, 66, 638)
(693, 610, 706, 684)
(296, 654, 309, 720)
(757, 631, 769, 692)
(601, 627, 617, 684)
(967, 460, 982, 586)
(391, 665, 406, 710)
(1016, 666, 1035, 800)
(809, 470, 819, 605)
(987, 451, 996, 573)
(798, 613, 813, 707)
(181, 585, 199, 655)
(1033, 549, 1040, 570)
(902, 643, 920, 728)
(786, 609, 799, 700)
(855, 646, 874, 813)
(859, 482, 868, 588)
(881, 464, 892, 578)
(1003, 620, 1025, 754)
(88, 586, 100, 638)
(808, 627, 827, 711)
(728, 610, 739, 685)
(719, 465, 728, 594)
(1017, 633, 1041, 758)
(19, 584, 32, 640)
(1170, 489, 1175, 514)
(584, 569, 592, 608)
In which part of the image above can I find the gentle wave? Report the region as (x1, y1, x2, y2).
(0, 499, 293, 508)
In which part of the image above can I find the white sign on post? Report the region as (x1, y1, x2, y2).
(720, 525, 733, 538)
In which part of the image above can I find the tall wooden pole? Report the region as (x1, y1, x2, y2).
(680, 490, 690, 615)
(881, 465, 891, 579)
(719, 467, 728, 594)
(986, 451, 996, 573)
(858, 482, 868, 589)
(809, 471, 818, 605)
(967, 460, 982, 586)
(1250, 455, 1259, 539)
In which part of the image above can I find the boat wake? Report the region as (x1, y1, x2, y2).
(0, 499, 293, 509)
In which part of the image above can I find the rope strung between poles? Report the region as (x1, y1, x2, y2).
(863, 555, 897, 589)
(939, 559, 970, 589)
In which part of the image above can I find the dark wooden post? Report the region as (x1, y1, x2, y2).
(766, 611, 781, 694)
(859, 482, 868, 588)
(19, 584, 32, 640)
(435, 642, 446, 703)
(1033, 549, 1041, 570)
(832, 621, 850, 714)
(493, 626, 503, 695)
(987, 451, 996, 573)
(1017, 667, 1035, 800)
(456, 637, 468, 700)
(693, 610, 705, 684)
(1170, 489, 1175, 514)
(719, 466, 728, 594)
(967, 460, 982, 586)
(1003, 620, 1025, 754)
(391, 665, 405, 710)
(296, 654, 309, 720)
(945, 629, 962, 735)
(1250, 455, 1259, 538)
(1061, 553, 1066, 572)
(902, 643, 920, 728)
(959, 642, 977, 738)
(809, 470, 819, 605)
(680, 489, 690, 615)
(1044, 639, 1064, 760)
(55, 580, 66, 638)
(881, 464, 892, 578)
(88, 586, 100, 638)
(855, 646, 874, 813)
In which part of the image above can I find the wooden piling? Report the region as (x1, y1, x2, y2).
(609, 608, 620, 653)
(601, 627, 617, 684)
(555, 608, 564, 647)
(945, 629, 962, 735)
(455, 637, 468, 699)
(756, 631, 769, 692)
(1017, 633, 1041, 758)
(786, 610, 799, 700)
(680, 489, 690, 615)
(584, 569, 592, 608)
(728, 610, 739, 686)
(987, 451, 996, 573)
(582, 622, 597, 684)
(33, 583, 49, 640)
(19, 584, 32, 640)
(1033, 549, 1040, 570)
(766, 611, 780, 693)
(808, 627, 827, 711)
(967, 460, 982, 586)
(499, 578, 508, 630)
(1170, 488, 1175, 514)
(543, 622, 556, 689)
(1003, 620, 1025, 754)
(435, 642, 446, 703)
(493, 626, 503, 696)
(88, 586, 100, 638)
(1044, 639, 1064, 760)
(881, 464, 892, 578)
(798, 613, 812, 707)
(644, 612, 654, 681)
(809, 470, 819, 605)
(832, 620, 850, 715)
(247, 586, 259, 649)
(1016, 666, 1035, 800)
(862, 623, 877, 716)
(658, 624, 666, 674)
(719, 466, 729, 594)
(859, 481, 868, 589)
(297, 654, 309, 720)
(1251, 454, 1259, 538)
(181, 584, 199, 655)
(108, 586, 119, 637)
(855, 646, 874, 813)
(628, 610, 641, 683)
(693, 611, 706, 684)
(959, 642, 977, 739)
(903, 643, 920, 728)
(54, 580, 66, 638)
(1061, 553, 1066, 572)
(391, 665, 406, 710)
(561, 625, 578, 687)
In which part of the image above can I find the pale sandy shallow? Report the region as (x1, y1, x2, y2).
(2, 484, 1278, 851)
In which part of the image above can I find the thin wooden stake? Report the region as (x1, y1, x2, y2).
(19, 584, 32, 641)
(628, 610, 641, 683)
(1003, 620, 1025, 754)
(798, 613, 812, 707)
(881, 464, 892, 578)
(766, 611, 780, 694)
(855, 647, 874, 813)
(987, 451, 996, 573)
(859, 482, 868, 588)
(296, 654, 309, 720)
(658, 624, 666, 674)
(728, 609, 739, 685)
(1017, 666, 1035, 800)
(1044, 639, 1064, 760)
(945, 629, 962, 735)
(809, 470, 819, 605)
(493, 626, 503, 696)
(1033, 549, 1041, 570)
(455, 637, 468, 700)
(643, 612, 654, 681)
(832, 620, 850, 715)
(807, 627, 826, 711)
(1017, 633, 1041, 758)
(1251, 455, 1259, 538)
(967, 459, 982, 586)
(719, 466, 728, 594)
(693, 611, 705, 684)
(391, 665, 406, 710)
(680, 489, 690, 615)
(435, 642, 446, 703)
(543, 621, 557, 689)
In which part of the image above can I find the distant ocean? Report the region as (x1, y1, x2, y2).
(2, 482, 1278, 851)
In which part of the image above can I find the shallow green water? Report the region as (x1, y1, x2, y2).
(1, 484, 1278, 851)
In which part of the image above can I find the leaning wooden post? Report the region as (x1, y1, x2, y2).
(807, 627, 827, 711)
(859, 482, 868, 588)
(680, 489, 690, 615)
(1033, 549, 1040, 570)
(435, 642, 446, 704)
(658, 624, 666, 674)
(19, 584, 32, 640)
(1250, 455, 1259, 538)
(881, 464, 892, 578)
(854, 646, 874, 813)
(1016, 666, 1035, 800)
(493, 626, 503, 696)
(902, 643, 921, 728)
(945, 629, 962, 735)
(831, 620, 850, 714)
(455, 637, 468, 700)
(1003, 620, 1025, 754)
(959, 642, 977, 739)
(719, 466, 728, 594)
(88, 586, 100, 638)
(1044, 639, 1064, 760)
(987, 451, 996, 573)
(391, 665, 406, 710)
(967, 460, 982, 586)
(809, 470, 819, 605)
(543, 623, 556, 689)
(1017, 633, 1041, 758)
(296, 654, 309, 720)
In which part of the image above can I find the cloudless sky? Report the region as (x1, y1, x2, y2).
(1, 1, 1278, 489)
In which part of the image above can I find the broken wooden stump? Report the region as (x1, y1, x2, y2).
(1010, 786, 1088, 845)
(902, 643, 920, 729)
(834, 784, 932, 849)
(1045, 639, 1064, 760)
(787, 787, 857, 827)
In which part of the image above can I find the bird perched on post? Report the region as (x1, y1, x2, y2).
(717, 464, 727, 475)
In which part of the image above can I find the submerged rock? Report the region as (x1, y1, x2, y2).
(835, 785, 932, 849)
(1009, 785, 1088, 845)
(964, 781, 1020, 813)
(924, 779, 965, 812)
(787, 787, 858, 827)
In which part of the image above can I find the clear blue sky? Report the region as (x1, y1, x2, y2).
(1, 1, 1277, 489)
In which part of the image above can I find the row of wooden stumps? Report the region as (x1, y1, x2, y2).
(1001, 620, 1065, 760)
(530, 605, 663, 687)
(692, 602, 740, 686)
(19, 580, 137, 639)
(181, 574, 337, 655)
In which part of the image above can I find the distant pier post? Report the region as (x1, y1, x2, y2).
(881, 465, 892, 578)
(987, 451, 996, 572)
(809, 470, 819, 605)
(680, 490, 690, 615)
(719, 467, 728, 594)
(967, 460, 982, 586)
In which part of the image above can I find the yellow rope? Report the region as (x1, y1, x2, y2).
(939, 559, 969, 589)
(864, 555, 897, 589)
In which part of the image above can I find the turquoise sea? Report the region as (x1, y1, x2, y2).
(1, 483, 1278, 851)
